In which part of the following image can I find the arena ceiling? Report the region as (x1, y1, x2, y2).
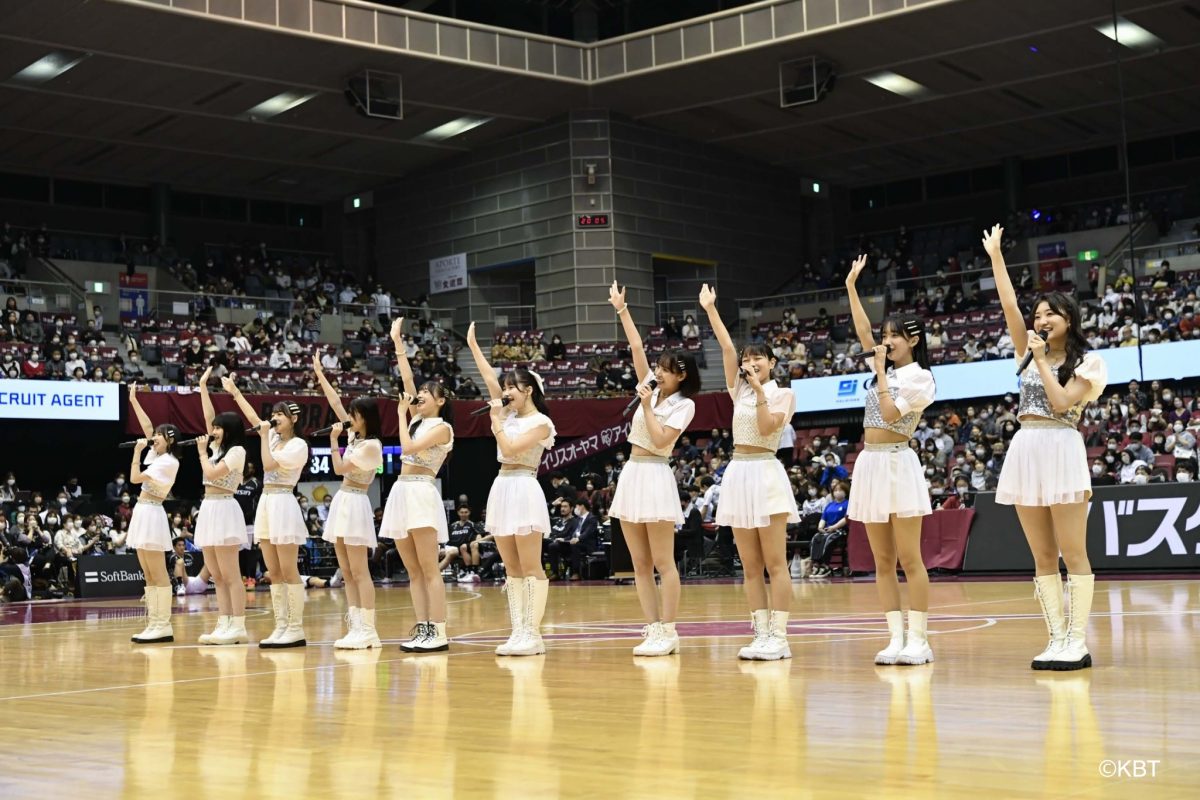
(1, 0, 1198, 202)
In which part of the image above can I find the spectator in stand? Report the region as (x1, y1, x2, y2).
(663, 315, 682, 340)
(320, 346, 339, 371)
(338, 347, 357, 371)
(681, 315, 700, 339)
(45, 348, 66, 380)
(817, 452, 847, 488)
(269, 342, 291, 370)
(20, 311, 43, 345)
(1, 351, 20, 379)
(22, 349, 45, 379)
(809, 481, 849, 578)
(1091, 458, 1117, 486)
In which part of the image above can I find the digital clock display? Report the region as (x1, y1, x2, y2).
(576, 213, 611, 228)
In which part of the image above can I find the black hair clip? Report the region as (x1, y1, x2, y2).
(676, 358, 687, 372)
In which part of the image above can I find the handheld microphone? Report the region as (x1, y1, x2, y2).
(246, 419, 278, 435)
(857, 345, 893, 359)
(312, 420, 350, 437)
(117, 439, 147, 449)
(623, 379, 657, 417)
(1016, 329, 1050, 375)
(470, 396, 510, 417)
(176, 436, 202, 447)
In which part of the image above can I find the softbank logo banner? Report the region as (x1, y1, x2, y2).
(83, 568, 145, 584)
(0, 379, 120, 421)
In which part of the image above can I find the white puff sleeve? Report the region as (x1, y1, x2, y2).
(1072, 352, 1108, 403)
(894, 368, 936, 417)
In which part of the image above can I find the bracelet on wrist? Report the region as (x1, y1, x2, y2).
(616, 305, 629, 315)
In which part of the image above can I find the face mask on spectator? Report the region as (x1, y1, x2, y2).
(121, 495, 130, 504)
(925, 468, 936, 477)
(1107, 443, 1118, 451)
(1175, 423, 1185, 433)
(1178, 472, 1192, 483)
(1092, 464, 1104, 476)
(918, 421, 927, 429)
(955, 455, 965, 464)
(833, 491, 846, 501)
(807, 488, 818, 497)
(956, 484, 969, 495)
(1133, 474, 1149, 485)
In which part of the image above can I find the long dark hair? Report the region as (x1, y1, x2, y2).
(1032, 291, 1088, 386)
(210, 412, 244, 461)
(154, 423, 181, 459)
(349, 396, 382, 440)
(502, 367, 550, 416)
(657, 350, 701, 397)
(866, 314, 932, 388)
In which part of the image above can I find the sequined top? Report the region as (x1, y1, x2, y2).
(496, 410, 556, 468)
(628, 378, 695, 458)
(203, 445, 245, 492)
(402, 417, 454, 473)
(863, 363, 936, 438)
(1017, 352, 1107, 428)
(728, 379, 794, 451)
(341, 437, 383, 484)
(263, 432, 308, 488)
(140, 450, 179, 499)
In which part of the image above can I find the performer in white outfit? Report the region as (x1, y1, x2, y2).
(845, 256, 938, 666)
(984, 224, 1108, 671)
(193, 366, 251, 645)
(126, 384, 181, 644)
(223, 377, 309, 648)
(607, 281, 699, 657)
(314, 356, 384, 649)
(466, 322, 556, 657)
(701, 285, 800, 661)
(383, 317, 456, 654)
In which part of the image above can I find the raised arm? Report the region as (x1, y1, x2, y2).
(699, 284, 738, 391)
(312, 354, 349, 421)
(845, 255, 877, 351)
(389, 317, 417, 397)
(982, 224, 1028, 360)
(465, 322, 501, 401)
(222, 376, 263, 429)
(128, 383, 153, 439)
(609, 281, 651, 382)
(198, 366, 215, 435)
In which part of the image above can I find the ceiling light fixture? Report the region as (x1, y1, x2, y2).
(415, 116, 492, 142)
(7, 51, 89, 86)
(863, 71, 931, 98)
(1094, 17, 1164, 50)
(239, 91, 318, 121)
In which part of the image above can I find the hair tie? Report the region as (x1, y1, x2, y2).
(526, 369, 546, 395)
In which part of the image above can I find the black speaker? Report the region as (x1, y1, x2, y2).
(344, 69, 403, 120)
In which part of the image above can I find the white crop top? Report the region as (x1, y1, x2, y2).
(140, 451, 179, 499)
(203, 445, 246, 492)
(863, 363, 936, 438)
(263, 432, 308, 487)
(496, 410, 556, 469)
(628, 379, 696, 458)
(728, 379, 795, 451)
(341, 437, 383, 484)
(402, 417, 454, 473)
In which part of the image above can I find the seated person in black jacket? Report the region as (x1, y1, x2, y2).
(674, 490, 704, 566)
(548, 497, 600, 581)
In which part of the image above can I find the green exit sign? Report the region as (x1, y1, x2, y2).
(1077, 250, 1099, 261)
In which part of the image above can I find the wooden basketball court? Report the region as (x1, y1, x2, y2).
(1, 578, 1197, 798)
